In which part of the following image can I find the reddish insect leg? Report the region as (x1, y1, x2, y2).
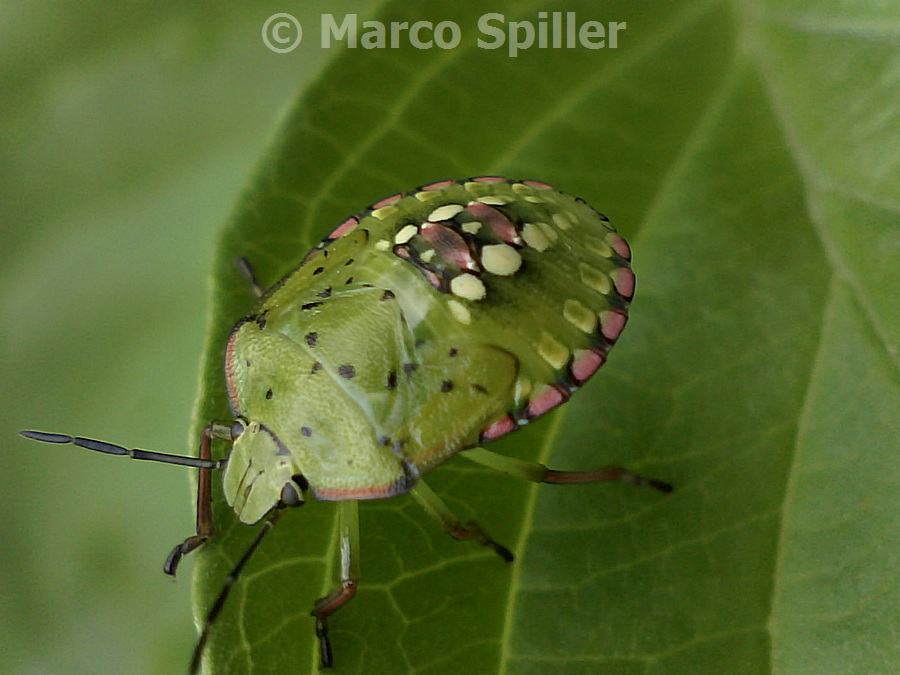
(164, 421, 235, 576)
(410, 480, 514, 562)
(311, 500, 361, 668)
(460, 447, 673, 493)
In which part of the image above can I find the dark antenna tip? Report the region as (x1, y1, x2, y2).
(19, 430, 72, 444)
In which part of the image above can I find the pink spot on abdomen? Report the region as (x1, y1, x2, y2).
(526, 385, 566, 418)
(465, 201, 519, 244)
(611, 268, 635, 299)
(329, 216, 359, 239)
(599, 311, 628, 342)
(371, 193, 402, 209)
(481, 414, 516, 441)
(571, 349, 606, 384)
(421, 179, 456, 191)
(420, 222, 478, 271)
(607, 233, 631, 261)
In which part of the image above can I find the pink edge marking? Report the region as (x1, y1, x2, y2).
(526, 385, 566, 418)
(471, 175, 506, 184)
(571, 348, 605, 384)
(370, 192, 403, 209)
(423, 268, 442, 290)
(481, 415, 516, 441)
(599, 310, 628, 342)
(420, 222, 478, 271)
(329, 216, 360, 239)
(611, 268, 635, 298)
(421, 179, 456, 191)
(522, 179, 553, 189)
(224, 329, 242, 414)
(314, 484, 405, 501)
(465, 201, 519, 244)
(606, 233, 631, 260)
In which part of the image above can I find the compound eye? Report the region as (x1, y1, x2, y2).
(280, 476, 306, 508)
(230, 419, 246, 440)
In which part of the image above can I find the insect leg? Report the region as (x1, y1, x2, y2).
(190, 513, 279, 675)
(235, 257, 265, 298)
(164, 422, 235, 577)
(410, 480, 514, 562)
(311, 500, 360, 668)
(460, 447, 673, 493)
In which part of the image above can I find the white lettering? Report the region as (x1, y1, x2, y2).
(608, 22, 626, 48)
(580, 21, 605, 49)
(508, 20, 535, 58)
(360, 21, 385, 49)
(477, 13, 506, 50)
(409, 21, 432, 49)
(434, 21, 461, 49)
(321, 14, 356, 48)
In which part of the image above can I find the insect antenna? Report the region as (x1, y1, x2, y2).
(18, 430, 224, 470)
(190, 512, 280, 674)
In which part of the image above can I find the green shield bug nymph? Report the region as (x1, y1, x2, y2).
(21, 177, 672, 672)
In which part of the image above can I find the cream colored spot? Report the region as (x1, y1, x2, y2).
(524, 195, 543, 204)
(371, 205, 398, 220)
(450, 274, 487, 301)
(552, 212, 572, 231)
(428, 203, 465, 222)
(415, 190, 445, 203)
(538, 332, 569, 370)
(394, 224, 419, 245)
(579, 263, 612, 294)
(566, 211, 579, 226)
(375, 239, 391, 251)
(585, 235, 613, 257)
(522, 222, 551, 252)
(461, 220, 482, 235)
(481, 244, 522, 276)
(476, 195, 513, 206)
(420, 249, 436, 263)
(538, 222, 559, 243)
(564, 299, 596, 334)
(513, 377, 533, 405)
(448, 299, 471, 325)
(512, 182, 531, 195)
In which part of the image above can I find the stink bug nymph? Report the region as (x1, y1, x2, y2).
(21, 177, 672, 671)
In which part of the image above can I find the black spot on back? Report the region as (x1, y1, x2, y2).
(305, 332, 318, 347)
(338, 364, 356, 379)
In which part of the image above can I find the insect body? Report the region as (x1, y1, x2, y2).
(21, 177, 671, 672)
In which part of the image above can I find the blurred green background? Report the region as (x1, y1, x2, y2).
(3, 1, 898, 674)
(0, 2, 378, 673)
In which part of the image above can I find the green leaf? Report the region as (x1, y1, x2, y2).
(191, 1, 899, 673)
